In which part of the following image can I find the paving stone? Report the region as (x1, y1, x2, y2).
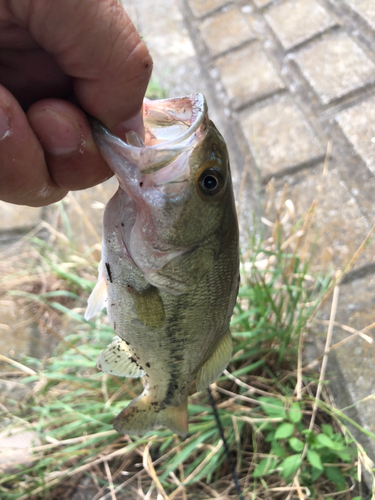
(265, 0, 337, 50)
(345, 0, 375, 30)
(293, 32, 375, 104)
(214, 43, 284, 109)
(271, 166, 375, 271)
(0, 426, 41, 471)
(253, 0, 272, 8)
(200, 7, 255, 57)
(328, 275, 375, 384)
(335, 95, 375, 175)
(0, 201, 42, 231)
(240, 95, 324, 178)
(187, 0, 229, 18)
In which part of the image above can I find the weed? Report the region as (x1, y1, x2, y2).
(145, 76, 168, 101)
(0, 193, 374, 499)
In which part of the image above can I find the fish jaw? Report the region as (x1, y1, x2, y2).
(90, 93, 208, 198)
(142, 93, 207, 149)
(90, 93, 207, 176)
(91, 94, 215, 292)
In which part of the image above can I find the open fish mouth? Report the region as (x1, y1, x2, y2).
(90, 93, 208, 175)
(142, 93, 207, 148)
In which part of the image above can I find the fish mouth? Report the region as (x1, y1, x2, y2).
(142, 93, 207, 148)
(90, 93, 208, 175)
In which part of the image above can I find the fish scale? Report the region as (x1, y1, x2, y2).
(85, 93, 239, 437)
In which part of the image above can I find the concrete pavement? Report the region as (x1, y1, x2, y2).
(181, 0, 375, 474)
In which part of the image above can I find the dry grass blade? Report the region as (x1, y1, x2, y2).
(236, 155, 251, 218)
(295, 325, 303, 400)
(175, 439, 224, 493)
(286, 284, 340, 500)
(223, 370, 271, 398)
(309, 283, 339, 432)
(0, 354, 36, 375)
(317, 319, 374, 345)
(104, 460, 117, 500)
(0, 430, 117, 460)
(269, 485, 310, 494)
(143, 443, 169, 500)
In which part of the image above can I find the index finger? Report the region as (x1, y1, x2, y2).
(8, 0, 153, 131)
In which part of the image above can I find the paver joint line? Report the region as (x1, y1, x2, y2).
(181, 0, 375, 477)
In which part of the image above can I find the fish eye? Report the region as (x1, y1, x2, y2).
(198, 168, 224, 196)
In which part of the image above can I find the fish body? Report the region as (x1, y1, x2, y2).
(85, 94, 239, 436)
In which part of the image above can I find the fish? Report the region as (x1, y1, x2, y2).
(85, 93, 239, 437)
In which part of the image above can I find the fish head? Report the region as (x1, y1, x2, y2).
(92, 93, 238, 291)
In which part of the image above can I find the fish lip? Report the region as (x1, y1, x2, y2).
(142, 93, 208, 149)
(90, 93, 208, 174)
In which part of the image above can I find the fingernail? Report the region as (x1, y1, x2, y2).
(114, 110, 145, 140)
(34, 110, 83, 157)
(0, 106, 10, 140)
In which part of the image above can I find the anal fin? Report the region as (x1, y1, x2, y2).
(196, 330, 232, 392)
(114, 392, 188, 437)
(97, 336, 145, 378)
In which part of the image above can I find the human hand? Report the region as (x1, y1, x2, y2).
(0, 0, 152, 206)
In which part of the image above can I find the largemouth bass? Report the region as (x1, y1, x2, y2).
(85, 93, 239, 437)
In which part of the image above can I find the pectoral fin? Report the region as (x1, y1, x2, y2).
(196, 330, 233, 391)
(97, 337, 145, 378)
(85, 261, 108, 321)
(127, 285, 165, 328)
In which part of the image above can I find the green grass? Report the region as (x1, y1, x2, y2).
(145, 76, 168, 101)
(0, 198, 374, 499)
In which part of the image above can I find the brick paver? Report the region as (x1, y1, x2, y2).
(240, 96, 324, 179)
(335, 95, 375, 174)
(265, 0, 337, 51)
(274, 167, 374, 270)
(292, 32, 375, 104)
(187, 0, 228, 18)
(0, 427, 41, 470)
(200, 7, 255, 57)
(214, 43, 285, 108)
(252, 0, 272, 8)
(345, 0, 375, 30)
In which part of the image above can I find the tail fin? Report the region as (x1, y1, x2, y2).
(113, 392, 188, 437)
